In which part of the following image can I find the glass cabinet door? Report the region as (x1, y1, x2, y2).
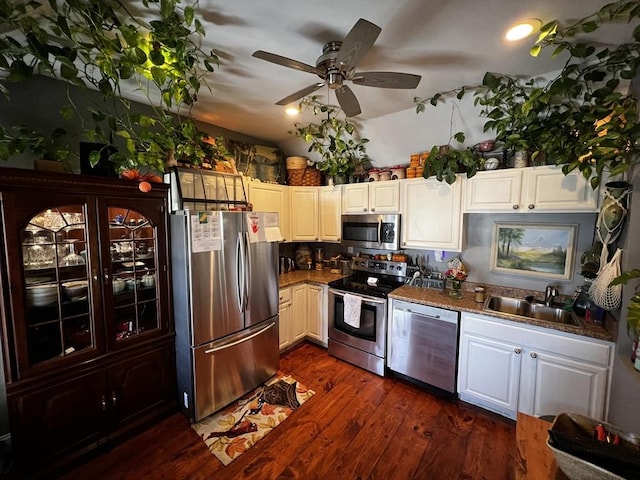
(21, 206, 93, 366)
(106, 206, 161, 343)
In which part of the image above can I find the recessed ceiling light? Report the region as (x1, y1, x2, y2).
(285, 107, 299, 116)
(505, 22, 535, 41)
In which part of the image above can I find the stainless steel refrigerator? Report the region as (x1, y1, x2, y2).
(171, 210, 280, 422)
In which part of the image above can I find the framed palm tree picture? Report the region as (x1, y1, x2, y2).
(490, 223, 577, 280)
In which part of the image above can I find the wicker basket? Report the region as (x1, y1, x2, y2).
(286, 156, 309, 169)
(287, 167, 322, 186)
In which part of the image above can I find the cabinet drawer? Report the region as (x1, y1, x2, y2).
(279, 287, 291, 304)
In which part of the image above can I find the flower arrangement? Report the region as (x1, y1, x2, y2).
(445, 256, 467, 298)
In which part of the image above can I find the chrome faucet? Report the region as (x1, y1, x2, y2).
(545, 285, 559, 307)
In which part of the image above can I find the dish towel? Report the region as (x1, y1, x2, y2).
(343, 293, 362, 328)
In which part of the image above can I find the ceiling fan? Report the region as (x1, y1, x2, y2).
(252, 18, 421, 117)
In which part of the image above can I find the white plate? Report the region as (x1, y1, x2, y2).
(122, 261, 145, 268)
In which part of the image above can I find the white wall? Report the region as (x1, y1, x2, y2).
(279, 94, 487, 168)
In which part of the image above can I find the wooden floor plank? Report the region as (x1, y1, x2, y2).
(368, 387, 446, 480)
(57, 342, 516, 480)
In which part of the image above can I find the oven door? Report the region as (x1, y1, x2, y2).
(328, 288, 387, 357)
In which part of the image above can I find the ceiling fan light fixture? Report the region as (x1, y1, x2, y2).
(505, 22, 535, 42)
(285, 107, 300, 116)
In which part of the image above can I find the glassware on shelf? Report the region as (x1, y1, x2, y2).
(60, 240, 85, 267)
(26, 244, 56, 268)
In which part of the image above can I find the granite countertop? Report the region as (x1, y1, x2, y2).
(279, 269, 346, 288)
(389, 284, 616, 343)
(278, 271, 616, 342)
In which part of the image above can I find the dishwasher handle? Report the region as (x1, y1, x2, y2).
(393, 302, 459, 324)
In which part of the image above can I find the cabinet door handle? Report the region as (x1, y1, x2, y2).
(101, 395, 107, 411)
(371, 208, 375, 212)
(530, 352, 537, 358)
(514, 347, 522, 354)
(528, 204, 535, 210)
(362, 208, 367, 212)
(103, 268, 110, 281)
(111, 391, 117, 406)
(512, 204, 519, 210)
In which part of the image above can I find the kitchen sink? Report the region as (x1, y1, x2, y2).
(483, 295, 580, 326)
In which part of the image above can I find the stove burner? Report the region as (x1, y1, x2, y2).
(328, 256, 408, 298)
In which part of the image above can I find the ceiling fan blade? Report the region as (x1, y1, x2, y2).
(252, 50, 320, 75)
(276, 83, 325, 106)
(352, 71, 422, 89)
(335, 18, 381, 72)
(336, 85, 361, 117)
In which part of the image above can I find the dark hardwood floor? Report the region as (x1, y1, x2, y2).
(58, 342, 516, 480)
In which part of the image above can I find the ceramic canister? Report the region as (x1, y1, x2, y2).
(390, 166, 406, 180)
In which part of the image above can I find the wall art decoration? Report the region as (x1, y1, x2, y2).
(490, 223, 577, 280)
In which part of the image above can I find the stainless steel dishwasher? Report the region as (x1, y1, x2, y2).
(387, 299, 460, 393)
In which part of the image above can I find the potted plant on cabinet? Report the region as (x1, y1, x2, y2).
(1, 0, 220, 177)
(422, 132, 481, 184)
(414, 0, 640, 189)
(290, 96, 370, 184)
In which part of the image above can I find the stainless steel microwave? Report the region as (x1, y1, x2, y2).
(341, 214, 400, 251)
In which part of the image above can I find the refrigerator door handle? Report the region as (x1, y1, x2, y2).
(204, 321, 276, 354)
(244, 231, 252, 308)
(236, 232, 245, 312)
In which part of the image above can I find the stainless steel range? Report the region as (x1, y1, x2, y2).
(327, 256, 407, 376)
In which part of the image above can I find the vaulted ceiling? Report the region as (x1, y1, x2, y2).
(125, 0, 629, 144)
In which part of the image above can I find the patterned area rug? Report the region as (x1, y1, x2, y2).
(192, 371, 315, 466)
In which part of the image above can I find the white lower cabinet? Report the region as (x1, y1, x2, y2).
(306, 283, 327, 346)
(458, 312, 613, 421)
(278, 287, 293, 351)
(290, 284, 308, 345)
(280, 283, 327, 351)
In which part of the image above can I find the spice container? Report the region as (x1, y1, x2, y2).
(474, 286, 485, 303)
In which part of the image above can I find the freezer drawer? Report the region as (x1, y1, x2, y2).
(192, 317, 279, 421)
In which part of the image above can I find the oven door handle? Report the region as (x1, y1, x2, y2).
(329, 288, 387, 305)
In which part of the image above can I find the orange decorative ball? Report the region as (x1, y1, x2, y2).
(138, 181, 152, 192)
(121, 169, 140, 180)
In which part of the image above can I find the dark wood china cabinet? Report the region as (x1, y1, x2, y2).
(0, 168, 176, 475)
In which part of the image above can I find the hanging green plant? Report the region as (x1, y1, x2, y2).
(1, 0, 220, 174)
(290, 96, 370, 181)
(414, 0, 640, 189)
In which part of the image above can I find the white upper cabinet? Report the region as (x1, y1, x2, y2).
(342, 182, 400, 214)
(248, 181, 290, 241)
(464, 166, 599, 213)
(289, 187, 319, 242)
(318, 186, 341, 242)
(400, 176, 463, 251)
